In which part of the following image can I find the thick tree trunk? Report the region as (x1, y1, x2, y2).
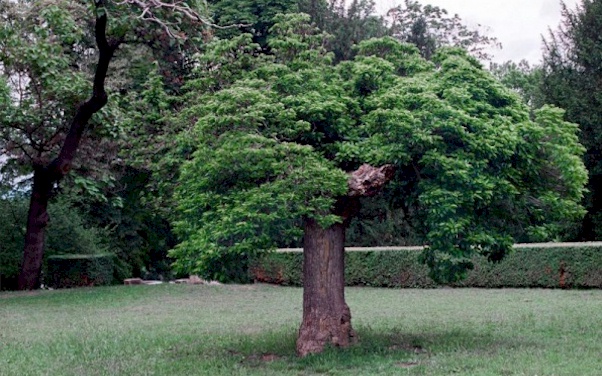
(296, 164, 395, 356)
(296, 218, 356, 356)
(17, 169, 53, 290)
(16, 4, 119, 290)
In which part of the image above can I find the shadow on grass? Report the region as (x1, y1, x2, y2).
(167, 325, 538, 374)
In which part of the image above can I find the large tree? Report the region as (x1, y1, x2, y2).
(170, 14, 587, 356)
(0, 0, 215, 290)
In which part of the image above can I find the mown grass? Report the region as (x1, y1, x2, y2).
(1, 284, 600, 375)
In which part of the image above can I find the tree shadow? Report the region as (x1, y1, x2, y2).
(172, 325, 540, 373)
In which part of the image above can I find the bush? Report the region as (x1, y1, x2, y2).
(45, 198, 109, 257)
(249, 244, 602, 288)
(46, 254, 114, 288)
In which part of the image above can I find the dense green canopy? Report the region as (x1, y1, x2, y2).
(169, 14, 586, 282)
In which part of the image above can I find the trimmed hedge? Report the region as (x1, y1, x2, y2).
(47, 253, 114, 289)
(249, 244, 602, 288)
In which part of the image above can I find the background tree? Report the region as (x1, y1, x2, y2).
(207, 0, 389, 62)
(312, 0, 390, 62)
(169, 14, 586, 356)
(489, 60, 546, 113)
(109, 67, 183, 279)
(387, 0, 500, 60)
(540, 0, 602, 240)
(208, 0, 298, 47)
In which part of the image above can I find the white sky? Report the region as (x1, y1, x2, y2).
(374, 0, 581, 64)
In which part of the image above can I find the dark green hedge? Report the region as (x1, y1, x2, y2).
(249, 245, 602, 288)
(455, 246, 602, 288)
(47, 254, 114, 289)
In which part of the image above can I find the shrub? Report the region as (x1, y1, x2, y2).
(46, 253, 114, 288)
(249, 244, 602, 288)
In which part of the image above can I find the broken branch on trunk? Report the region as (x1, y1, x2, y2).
(348, 163, 395, 197)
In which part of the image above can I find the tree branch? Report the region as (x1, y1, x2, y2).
(115, 0, 250, 40)
(48, 0, 119, 179)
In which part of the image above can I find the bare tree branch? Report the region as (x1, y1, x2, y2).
(115, 0, 250, 39)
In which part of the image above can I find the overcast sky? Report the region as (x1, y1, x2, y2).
(374, 0, 581, 64)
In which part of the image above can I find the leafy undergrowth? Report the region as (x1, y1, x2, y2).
(1, 284, 600, 375)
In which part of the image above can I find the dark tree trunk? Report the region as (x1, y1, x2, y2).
(17, 169, 53, 290)
(17, 3, 119, 290)
(579, 174, 602, 240)
(296, 218, 356, 356)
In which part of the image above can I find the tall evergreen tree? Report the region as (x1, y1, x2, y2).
(314, 0, 390, 62)
(541, 0, 602, 239)
(208, 0, 299, 47)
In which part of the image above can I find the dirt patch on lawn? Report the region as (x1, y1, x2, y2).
(228, 350, 283, 365)
(396, 361, 420, 368)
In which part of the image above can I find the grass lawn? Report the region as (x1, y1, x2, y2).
(1, 284, 600, 375)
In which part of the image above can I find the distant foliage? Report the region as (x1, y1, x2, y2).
(208, 0, 299, 46)
(0, 199, 28, 290)
(489, 60, 546, 113)
(314, 0, 390, 62)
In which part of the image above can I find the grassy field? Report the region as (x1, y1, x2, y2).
(1, 284, 600, 376)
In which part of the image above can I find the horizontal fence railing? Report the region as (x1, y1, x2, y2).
(276, 242, 602, 252)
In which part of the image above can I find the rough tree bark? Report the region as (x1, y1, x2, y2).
(18, 168, 56, 290)
(296, 217, 356, 356)
(296, 164, 394, 356)
(17, 2, 120, 290)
